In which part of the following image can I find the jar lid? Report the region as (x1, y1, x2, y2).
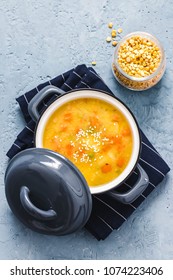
(5, 148, 92, 235)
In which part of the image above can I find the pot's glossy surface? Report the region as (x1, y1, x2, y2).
(5, 148, 92, 235)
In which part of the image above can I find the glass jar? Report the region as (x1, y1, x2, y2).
(112, 32, 166, 91)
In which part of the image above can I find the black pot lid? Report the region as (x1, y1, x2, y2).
(5, 148, 92, 235)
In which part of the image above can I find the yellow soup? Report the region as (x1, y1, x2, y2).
(43, 98, 133, 187)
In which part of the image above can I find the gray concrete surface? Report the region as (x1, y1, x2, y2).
(0, 0, 173, 259)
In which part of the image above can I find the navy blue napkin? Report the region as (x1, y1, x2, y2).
(7, 64, 170, 240)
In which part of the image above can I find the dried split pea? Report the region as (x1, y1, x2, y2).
(91, 61, 96, 66)
(106, 36, 112, 43)
(111, 29, 117, 38)
(117, 35, 161, 78)
(108, 22, 113, 28)
(112, 41, 118, 47)
(117, 28, 123, 34)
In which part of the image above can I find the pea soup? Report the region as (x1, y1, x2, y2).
(43, 98, 133, 186)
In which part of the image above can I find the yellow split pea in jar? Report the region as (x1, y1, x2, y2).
(112, 32, 166, 90)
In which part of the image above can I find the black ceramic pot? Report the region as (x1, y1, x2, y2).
(4, 86, 149, 236)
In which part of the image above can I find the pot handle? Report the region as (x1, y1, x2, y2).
(20, 186, 57, 220)
(107, 164, 149, 204)
(28, 85, 65, 122)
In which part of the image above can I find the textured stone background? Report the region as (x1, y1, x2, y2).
(0, 0, 173, 259)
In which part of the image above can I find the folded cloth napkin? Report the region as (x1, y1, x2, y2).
(7, 64, 170, 240)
